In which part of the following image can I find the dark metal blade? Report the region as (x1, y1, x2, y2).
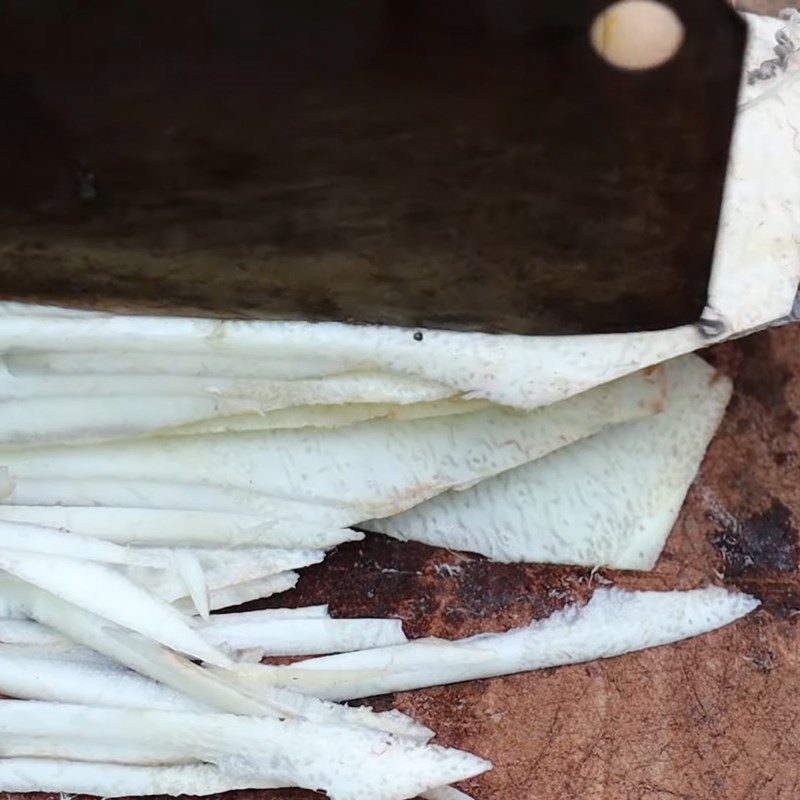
(0, 1, 744, 334)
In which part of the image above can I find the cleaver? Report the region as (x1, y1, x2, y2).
(0, 0, 745, 335)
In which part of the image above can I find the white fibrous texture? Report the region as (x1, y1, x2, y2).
(370, 354, 732, 569)
(0, 367, 663, 524)
(218, 587, 757, 701)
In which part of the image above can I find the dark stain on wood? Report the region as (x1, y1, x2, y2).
(710, 501, 799, 577)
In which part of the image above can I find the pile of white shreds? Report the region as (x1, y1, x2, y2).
(0, 12, 795, 800)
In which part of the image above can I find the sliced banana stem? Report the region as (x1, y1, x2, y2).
(216, 588, 758, 701)
(129, 548, 324, 603)
(0, 505, 360, 548)
(0, 700, 490, 800)
(0, 759, 281, 797)
(1, 367, 663, 524)
(0, 548, 228, 666)
(0, 643, 431, 740)
(174, 571, 301, 613)
(0, 519, 168, 567)
(201, 616, 408, 656)
(0, 576, 285, 717)
(371, 355, 733, 570)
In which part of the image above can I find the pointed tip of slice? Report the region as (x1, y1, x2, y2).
(589, 585, 760, 631)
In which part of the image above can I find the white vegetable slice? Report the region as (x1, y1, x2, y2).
(195, 546, 325, 583)
(159, 397, 489, 438)
(127, 548, 325, 603)
(0, 642, 106, 660)
(0, 738, 193, 766)
(0, 618, 65, 644)
(0, 312, 709, 410)
(0, 394, 256, 446)
(0, 639, 433, 742)
(249, 686, 433, 740)
(0, 759, 465, 799)
(0, 548, 229, 666)
(0, 366, 663, 521)
(0, 16, 792, 411)
(1, 478, 357, 523)
(0, 369, 448, 401)
(0, 759, 282, 797)
(0, 372, 455, 445)
(0, 647, 206, 711)
(0, 606, 331, 645)
(201, 617, 408, 656)
(0, 628, 434, 758)
(218, 587, 758, 701)
(170, 403, 405, 436)
(0, 644, 431, 740)
(0, 505, 360, 548)
(0, 576, 286, 717)
(5, 350, 351, 380)
(371, 354, 732, 569)
(0, 701, 491, 800)
(174, 571, 301, 613)
(171, 550, 210, 618)
(0, 519, 166, 567)
(0, 635, 428, 740)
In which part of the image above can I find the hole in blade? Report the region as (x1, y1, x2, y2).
(590, 0, 685, 71)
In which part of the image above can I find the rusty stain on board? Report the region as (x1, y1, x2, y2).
(710, 501, 798, 577)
